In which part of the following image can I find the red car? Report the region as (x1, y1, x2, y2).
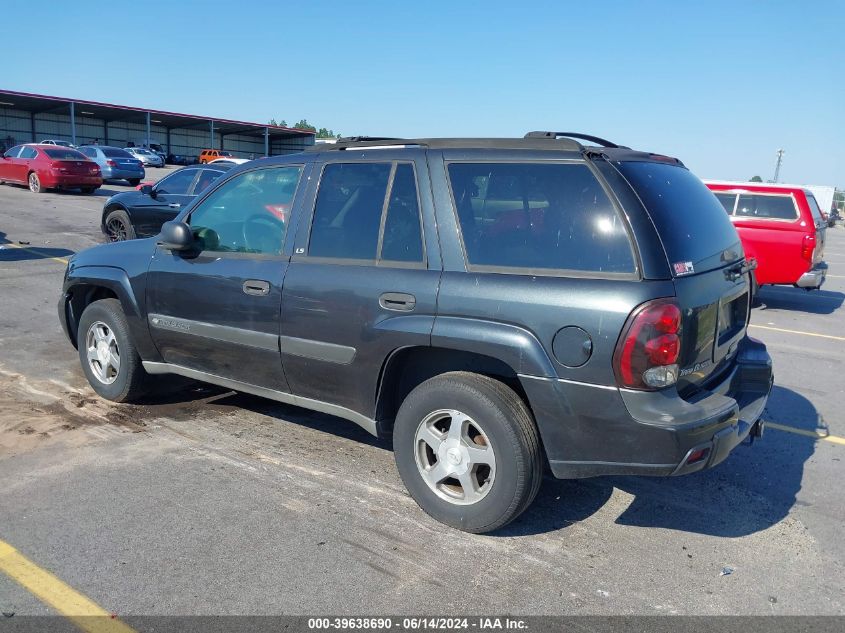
(706, 181, 827, 291)
(0, 143, 102, 194)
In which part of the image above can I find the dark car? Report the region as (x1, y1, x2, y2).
(101, 164, 232, 241)
(58, 133, 772, 533)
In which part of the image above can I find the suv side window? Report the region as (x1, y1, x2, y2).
(156, 168, 197, 195)
(736, 194, 798, 220)
(309, 162, 391, 260)
(448, 162, 635, 274)
(188, 166, 303, 255)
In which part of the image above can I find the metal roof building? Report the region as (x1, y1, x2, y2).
(0, 89, 315, 159)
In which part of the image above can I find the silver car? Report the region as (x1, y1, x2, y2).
(126, 147, 164, 168)
(77, 145, 145, 186)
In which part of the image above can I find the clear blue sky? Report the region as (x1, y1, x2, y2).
(5, 1, 844, 186)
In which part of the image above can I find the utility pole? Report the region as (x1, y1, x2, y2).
(773, 148, 785, 183)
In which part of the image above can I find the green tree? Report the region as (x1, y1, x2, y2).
(750, 175, 763, 182)
(316, 127, 341, 139)
(293, 119, 317, 132)
(268, 118, 288, 127)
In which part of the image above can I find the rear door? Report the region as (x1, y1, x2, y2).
(16, 146, 38, 182)
(133, 168, 200, 237)
(280, 153, 440, 419)
(617, 161, 750, 392)
(146, 163, 308, 390)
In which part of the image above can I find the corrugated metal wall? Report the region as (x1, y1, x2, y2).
(0, 106, 313, 158)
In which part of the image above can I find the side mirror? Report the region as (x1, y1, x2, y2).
(140, 184, 154, 196)
(158, 221, 193, 251)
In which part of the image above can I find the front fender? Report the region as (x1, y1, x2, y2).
(61, 265, 160, 361)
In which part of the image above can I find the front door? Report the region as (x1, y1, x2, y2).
(146, 163, 307, 391)
(133, 167, 201, 237)
(0, 145, 22, 181)
(280, 155, 441, 420)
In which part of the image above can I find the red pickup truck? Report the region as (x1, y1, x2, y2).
(705, 181, 827, 292)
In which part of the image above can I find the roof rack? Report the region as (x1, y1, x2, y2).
(524, 131, 623, 148)
(306, 136, 585, 152)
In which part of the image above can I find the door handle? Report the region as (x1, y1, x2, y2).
(379, 292, 416, 312)
(168, 203, 181, 209)
(243, 279, 271, 296)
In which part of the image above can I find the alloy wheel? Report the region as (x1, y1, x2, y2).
(414, 409, 496, 505)
(85, 321, 121, 385)
(106, 217, 128, 241)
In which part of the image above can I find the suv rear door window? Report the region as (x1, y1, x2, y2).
(735, 194, 798, 220)
(380, 164, 423, 263)
(447, 162, 635, 274)
(309, 163, 391, 260)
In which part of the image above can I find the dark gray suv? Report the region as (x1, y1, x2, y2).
(58, 132, 773, 533)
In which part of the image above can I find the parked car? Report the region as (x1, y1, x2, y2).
(59, 133, 772, 533)
(209, 157, 251, 165)
(706, 181, 827, 292)
(126, 147, 164, 168)
(39, 139, 75, 148)
(77, 145, 145, 186)
(0, 143, 101, 193)
(198, 149, 233, 164)
(829, 207, 841, 227)
(128, 141, 167, 165)
(101, 163, 233, 241)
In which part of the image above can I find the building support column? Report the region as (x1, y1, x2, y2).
(103, 120, 108, 145)
(209, 120, 214, 149)
(145, 111, 151, 148)
(166, 127, 171, 158)
(69, 102, 76, 146)
(264, 127, 269, 157)
(30, 112, 36, 143)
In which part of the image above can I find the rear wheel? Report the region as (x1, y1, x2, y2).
(80, 186, 97, 195)
(393, 372, 543, 533)
(104, 208, 135, 242)
(77, 298, 150, 402)
(127, 178, 141, 187)
(28, 172, 42, 193)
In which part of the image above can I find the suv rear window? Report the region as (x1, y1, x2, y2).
(735, 194, 798, 220)
(447, 162, 635, 274)
(617, 162, 741, 272)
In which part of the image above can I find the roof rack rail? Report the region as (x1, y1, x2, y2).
(524, 131, 622, 148)
(306, 136, 424, 151)
(335, 136, 405, 143)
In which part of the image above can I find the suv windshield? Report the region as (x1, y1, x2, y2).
(617, 161, 742, 273)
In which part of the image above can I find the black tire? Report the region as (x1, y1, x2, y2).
(77, 298, 150, 403)
(104, 208, 136, 242)
(127, 178, 141, 187)
(80, 186, 97, 195)
(393, 372, 543, 533)
(28, 172, 42, 193)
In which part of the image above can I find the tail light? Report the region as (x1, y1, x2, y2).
(106, 160, 117, 167)
(801, 234, 816, 262)
(613, 299, 682, 390)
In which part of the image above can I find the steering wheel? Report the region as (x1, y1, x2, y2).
(242, 213, 284, 254)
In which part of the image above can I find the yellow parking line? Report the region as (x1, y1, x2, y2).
(749, 324, 845, 342)
(766, 422, 845, 446)
(0, 243, 69, 265)
(0, 539, 136, 633)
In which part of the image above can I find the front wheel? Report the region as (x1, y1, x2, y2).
(77, 298, 150, 402)
(104, 208, 136, 242)
(393, 372, 543, 533)
(127, 178, 141, 187)
(28, 172, 42, 193)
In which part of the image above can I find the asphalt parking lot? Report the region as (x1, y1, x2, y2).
(0, 171, 843, 618)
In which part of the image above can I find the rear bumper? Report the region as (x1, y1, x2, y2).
(102, 168, 145, 180)
(520, 336, 773, 479)
(795, 262, 827, 289)
(43, 174, 102, 188)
